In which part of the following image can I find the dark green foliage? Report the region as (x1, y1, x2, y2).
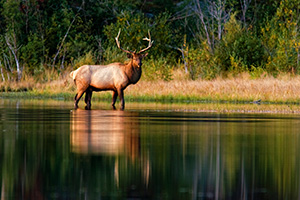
(103, 11, 174, 59)
(0, 0, 299, 81)
(20, 33, 45, 73)
(216, 15, 267, 72)
(142, 55, 173, 81)
(187, 43, 220, 80)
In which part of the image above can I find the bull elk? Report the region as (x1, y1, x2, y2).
(70, 29, 153, 110)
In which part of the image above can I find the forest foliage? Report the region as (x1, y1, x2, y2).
(0, 0, 299, 81)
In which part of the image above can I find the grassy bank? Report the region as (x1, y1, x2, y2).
(128, 74, 300, 104)
(1, 70, 300, 105)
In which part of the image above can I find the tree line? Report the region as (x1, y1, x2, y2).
(0, 0, 299, 81)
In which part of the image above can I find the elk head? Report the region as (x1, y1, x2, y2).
(115, 29, 153, 67)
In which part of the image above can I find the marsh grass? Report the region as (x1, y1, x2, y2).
(1, 70, 300, 106)
(126, 72, 300, 104)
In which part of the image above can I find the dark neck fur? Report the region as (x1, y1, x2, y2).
(125, 60, 142, 84)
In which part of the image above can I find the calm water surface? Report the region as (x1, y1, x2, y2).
(1, 99, 300, 199)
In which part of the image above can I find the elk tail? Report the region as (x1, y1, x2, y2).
(70, 68, 79, 80)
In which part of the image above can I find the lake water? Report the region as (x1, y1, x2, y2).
(1, 99, 300, 199)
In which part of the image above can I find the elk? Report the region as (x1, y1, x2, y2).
(70, 29, 153, 110)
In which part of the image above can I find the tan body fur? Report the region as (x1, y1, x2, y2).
(70, 54, 147, 110)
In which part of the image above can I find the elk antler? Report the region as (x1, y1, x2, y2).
(115, 29, 135, 54)
(138, 30, 154, 54)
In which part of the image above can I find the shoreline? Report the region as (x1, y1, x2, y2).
(1, 91, 300, 114)
(1, 90, 299, 105)
(1, 73, 300, 114)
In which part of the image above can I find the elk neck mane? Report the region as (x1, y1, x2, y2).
(124, 59, 142, 84)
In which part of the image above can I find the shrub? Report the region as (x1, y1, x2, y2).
(102, 46, 127, 65)
(21, 33, 45, 74)
(142, 56, 173, 81)
(260, 0, 300, 74)
(249, 66, 266, 79)
(228, 55, 248, 75)
(215, 15, 266, 72)
(187, 43, 220, 80)
(72, 51, 96, 70)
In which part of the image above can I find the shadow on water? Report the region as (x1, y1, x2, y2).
(1, 99, 300, 199)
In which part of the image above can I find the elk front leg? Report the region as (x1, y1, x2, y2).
(112, 91, 118, 109)
(117, 88, 125, 110)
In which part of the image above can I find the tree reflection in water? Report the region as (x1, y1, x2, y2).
(1, 101, 300, 199)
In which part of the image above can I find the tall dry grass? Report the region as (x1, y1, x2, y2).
(127, 72, 300, 103)
(1, 69, 300, 104)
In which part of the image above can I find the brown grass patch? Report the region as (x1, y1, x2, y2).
(126, 73, 300, 103)
(1, 70, 300, 104)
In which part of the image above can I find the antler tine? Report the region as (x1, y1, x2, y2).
(115, 29, 134, 54)
(138, 30, 154, 54)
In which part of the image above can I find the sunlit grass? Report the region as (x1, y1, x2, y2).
(127, 72, 300, 104)
(1, 69, 300, 107)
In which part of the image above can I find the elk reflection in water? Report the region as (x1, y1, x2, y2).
(70, 109, 150, 190)
(70, 109, 139, 155)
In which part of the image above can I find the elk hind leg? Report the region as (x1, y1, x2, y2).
(74, 90, 85, 109)
(85, 90, 93, 110)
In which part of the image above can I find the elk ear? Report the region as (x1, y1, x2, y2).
(127, 53, 133, 58)
(141, 52, 148, 58)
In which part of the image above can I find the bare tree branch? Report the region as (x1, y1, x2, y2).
(52, 0, 85, 67)
(52, 15, 78, 67)
(5, 35, 22, 81)
(3, 53, 13, 73)
(0, 61, 5, 82)
(240, 0, 252, 27)
(194, 0, 212, 49)
(192, 0, 230, 52)
(167, 44, 189, 74)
